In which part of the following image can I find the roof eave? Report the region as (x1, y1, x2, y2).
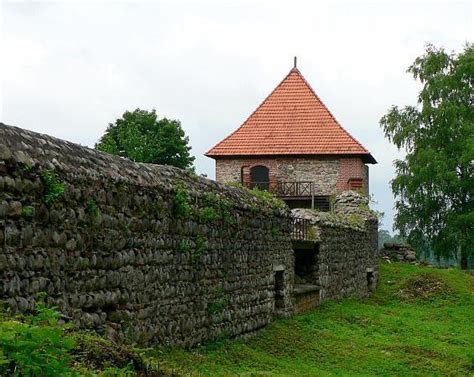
(206, 152, 377, 164)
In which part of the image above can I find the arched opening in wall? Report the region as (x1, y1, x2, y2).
(250, 165, 269, 191)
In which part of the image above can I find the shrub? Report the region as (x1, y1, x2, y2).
(200, 207, 218, 222)
(0, 302, 75, 376)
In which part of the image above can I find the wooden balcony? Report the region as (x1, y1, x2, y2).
(244, 181, 331, 211)
(245, 181, 313, 198)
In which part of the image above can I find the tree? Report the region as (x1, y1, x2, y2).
(96, 109, 195, 170)
(378, 229, 392, 249)
(380, 44, 473, 269)
(378, 229, 407, 249)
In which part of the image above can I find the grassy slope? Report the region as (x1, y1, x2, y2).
(148, 262, 474, 376)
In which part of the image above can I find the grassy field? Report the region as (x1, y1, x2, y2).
(148, 262, 474, 376)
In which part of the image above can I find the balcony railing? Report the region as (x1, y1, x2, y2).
(245, 181, 313, 197)
(291, 217, 311, 241)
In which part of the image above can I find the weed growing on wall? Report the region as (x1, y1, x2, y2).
(40, 169, 65, 206)
(201, 192, 236, 225)
(20, 206, 34, 219)
(191, 235, 206, 263)
(20, 163, 33, 173)
(207, 287, 230, 315)
(199, 207, 218, 222)
(86, 198, 102, 221)
(271, 227, 281, 237)
(172, 184, 192, 218)
(346, 214, 365, 229)
(226, 182, 287, 212)
(178, 239, 191, 253)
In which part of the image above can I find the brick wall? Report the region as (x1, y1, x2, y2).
(215, 156, 369, 195)
(335, 158, 369, 193)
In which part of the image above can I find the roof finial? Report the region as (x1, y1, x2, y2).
(293, 56, 297, 69)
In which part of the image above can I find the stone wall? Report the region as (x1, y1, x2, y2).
(292, 191, 379, 302)
(0, 123, 294, 347)
(215, 156, 369, 195)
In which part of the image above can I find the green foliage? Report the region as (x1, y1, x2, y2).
(21, 163, 33, 173)
(249, 186, 287, 211)
(346, 213, 365, 228)
(271, 227, 281, 238)
(95, 108, 195, 170)
(146, 263, 474, 376)
(177, 236, 206, 263)
(0, 301, 75, 376)
(201, 192, 235, 224)
(70, 331, 142, 375)
(378, 229, 407, 249)
(192, 235, 206, 263)
(380, 44, 474, 268)
(86, 198, 101, 220)
(40, 169, 65, 206)
(225, 182, 287, 212)
(178, 239, 190, 253)
(21, 206, 34, 218)
(199, 206, 218, 222)
(207, 287, 230, 315)
(172, 184, 192, 218)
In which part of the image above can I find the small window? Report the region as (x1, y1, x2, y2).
(348, 178, 363, 191)
(367, 270, 375, 291)
(274, 271, 285, 309)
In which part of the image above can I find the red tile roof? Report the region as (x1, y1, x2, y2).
(206, 68, 376, 163)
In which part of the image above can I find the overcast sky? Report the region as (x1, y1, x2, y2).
(1, 0, 472, 232)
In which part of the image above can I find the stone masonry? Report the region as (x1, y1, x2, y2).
(292, 191, 379, 303)
(0, 123, 294, 347)
(0, 122, 378, 348)
(215, 156, 369, 195)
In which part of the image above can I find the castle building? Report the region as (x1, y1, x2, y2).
(206, 63, 376, 210)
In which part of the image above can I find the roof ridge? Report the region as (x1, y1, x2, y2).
(205, 68, 297, 156)
(291, 69, 369, 153)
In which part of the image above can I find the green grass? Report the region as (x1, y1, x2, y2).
(146, 262, 474, 376)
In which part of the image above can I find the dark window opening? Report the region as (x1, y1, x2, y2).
(294, 248, 318, 285)
(250, 165, 269, 191)
(367, 270, 375, 291)
(274, 271, 285, 309)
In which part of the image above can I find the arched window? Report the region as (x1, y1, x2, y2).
(250, 165, 269, 190)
